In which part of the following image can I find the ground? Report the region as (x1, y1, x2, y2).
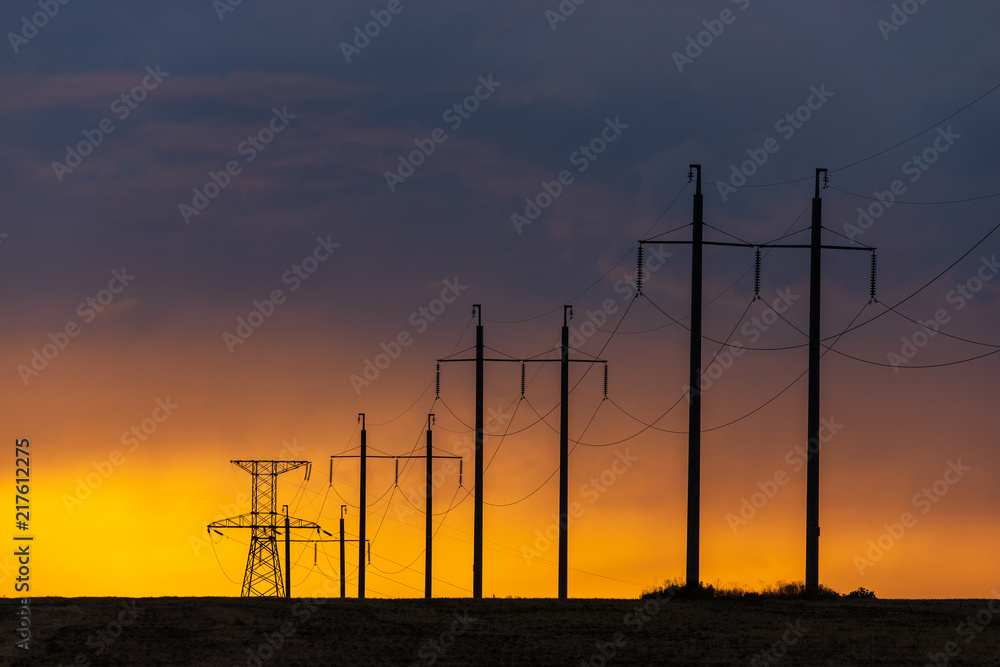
(3, 596, 1000, 665)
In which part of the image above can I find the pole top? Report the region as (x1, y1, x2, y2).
(688, 164, 702, 195)
(814, 168, 828, 198)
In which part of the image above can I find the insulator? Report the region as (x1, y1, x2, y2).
(435, 363, 440, 398)
(687, 166, 694, 183)
(520, 362, 526, 398)
(636, 244, 644, 296)
(603, 363, 608, 399)
(394, 459, 399, 486)
(753, 247, 761, 300)
(869, 251, 878, 302)
(459, 460, 463, 487)
(823, 172, 829, 189)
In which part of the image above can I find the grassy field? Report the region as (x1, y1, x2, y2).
(4, 596, 1000, 665)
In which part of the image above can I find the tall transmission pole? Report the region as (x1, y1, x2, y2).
(687, 164, 704, 590)
(474, 304, 484, 598)
(558, 305, 570, 599)
(638, 165, 873, 595)
(208, 460, 320, 597)
(359, 413, 367, 599)
(805, 168, 824, 595)
(426, 414, 434, 599)
(331, 420, 460, 599)
(440, 306, 605, 599)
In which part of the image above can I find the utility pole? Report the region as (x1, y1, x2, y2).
(426, 414, 434, 599)
(207, 460, 320, 597)
(638, 165, 872, 596)
(687, 164, 704, 590)
(474, 304, 484, 598)
(359, 413, 366, 599)
(331, 424, 460, 599)
(441, 306, 606, 599)
(805, 168, 824, 596)
(284, 504, 291, 598)
(558, 305, 570, 599)
(340, 505, 347, 598)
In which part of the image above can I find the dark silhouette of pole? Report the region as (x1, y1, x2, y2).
(359, 413, 366, 599)
(686, 164, 703, 590)
(284, 505, 291, 598)
(806, 168, 825, 595)
(439, 307, 603, 600)
(474, 304, 484, 598)
(426, 414, 434, 599)
(559, 306, 571, 599)
(340, 506, 347, 598)
(637, 165, 868, 596)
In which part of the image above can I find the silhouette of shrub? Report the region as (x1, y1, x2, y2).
(845, 586, 877, 599)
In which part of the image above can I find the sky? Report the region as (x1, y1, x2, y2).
(2, 1, 999, 600)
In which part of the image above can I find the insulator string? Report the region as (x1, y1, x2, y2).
(869, 251, 878, 303)
(636, 244, 644, 296)
(753, 247, 761, 300)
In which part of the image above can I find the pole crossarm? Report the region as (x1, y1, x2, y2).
(638, 240, 875, 252)
(208, 515, 320, 531)
(331, 454, 461, 460)
(232, 460, 311, 477)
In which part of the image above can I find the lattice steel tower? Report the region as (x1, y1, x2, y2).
(208, 460, 320, 597)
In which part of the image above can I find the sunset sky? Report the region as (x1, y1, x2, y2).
(3, 1, 999, 600)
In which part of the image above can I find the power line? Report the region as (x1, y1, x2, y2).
(830, 186, 1000, 206)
